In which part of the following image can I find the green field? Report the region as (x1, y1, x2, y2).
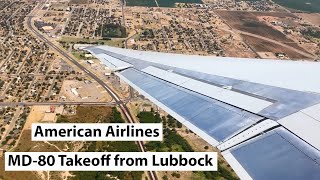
(59, 36, 125, 49)
(101, 24, 127, 38)
(273, 0, 320, 12)
(126, 0, 203, 7)
(158, 0, 203, 7)
(126, 0, 157, 7)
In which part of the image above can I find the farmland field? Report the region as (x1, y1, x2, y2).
(273, 0, 320, 13)
(125, 0, 157, 7)
(101, 24, 127, 38)
(295, 13, 320, 26)
(242, 34, 309, 59)
(216, 11, 312, 58)
(126, 0, 203, 7)
(69, 0, 88, 4)
(157, 0, 203, 7)
(216, 11, 296, 42)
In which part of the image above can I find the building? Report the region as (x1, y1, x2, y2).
(42, 26, 54, 33)
(50, 106, 55, 113)
(87, 60, 94, 65)
(84, 54, 93, 58)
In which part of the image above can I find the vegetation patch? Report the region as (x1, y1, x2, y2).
(126, 0, 157, 7)
(157, 0, 203, 7)
(301, 28, 320, 39)
(14, 130, 59, 152)
(141, 29, 155, 38)
(0, 155, 42, 180)
(59, 36, 111, 44)
(69, 107, 143, 180)
(59, 36, 124, 50)
(0, 80, 4, 89)
(273, 0, 320, 13)
(100, 24, 127, 38)
(126, 0, 203, 7)
(137, 111, 162, 123)
(0, 129, 58, 180)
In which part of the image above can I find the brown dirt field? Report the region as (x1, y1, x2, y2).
(223, 45, 258, 58)
(69, 0, 88, 4)
(295, 13, 320, 26)
(257, 52, 277, 59)
(24, 106, 49, 130)
(58, 106, 112, 123)
(242, 34, 309, 59)
(216, 11, 297, 43)
(284, 42, 313, 56)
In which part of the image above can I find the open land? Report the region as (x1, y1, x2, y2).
(273, 0, 320, 13)
(295, 13, 320, 27)
(126, 0, 203, 7)
(216, 10, 318, 59)
(242, 34, 310, 59)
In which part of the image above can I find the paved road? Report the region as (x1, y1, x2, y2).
(27, 3, 158, 180)
(124, 30, 138, 49)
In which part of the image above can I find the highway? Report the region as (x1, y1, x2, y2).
(26, 3, 158, 180)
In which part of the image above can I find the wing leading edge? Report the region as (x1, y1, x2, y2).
(85, 45, 320, 180)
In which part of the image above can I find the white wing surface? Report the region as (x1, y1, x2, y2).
(86, 45, 320, 180)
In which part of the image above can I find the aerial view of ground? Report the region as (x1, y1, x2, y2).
(216, 11, 296, 42)
(157, 0, 203, 7)
(216, 10, 318, 59)
(0, 0, 320, 179)
(242, 34, 310, 59)
(273, 0, 320, 13)
(295, 13, 320, 27)
(126, 0, 203, 7)
(125, 0, 157, 7)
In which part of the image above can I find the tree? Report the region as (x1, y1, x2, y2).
(171, 172, 180, 178)
(6, 136, 12, 141)
(162, 175, 168, 180)
(162, 116, 167, 127)
(177, 121, 182, 128)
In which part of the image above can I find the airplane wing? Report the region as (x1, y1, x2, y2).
(85, 45, 320, 180)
